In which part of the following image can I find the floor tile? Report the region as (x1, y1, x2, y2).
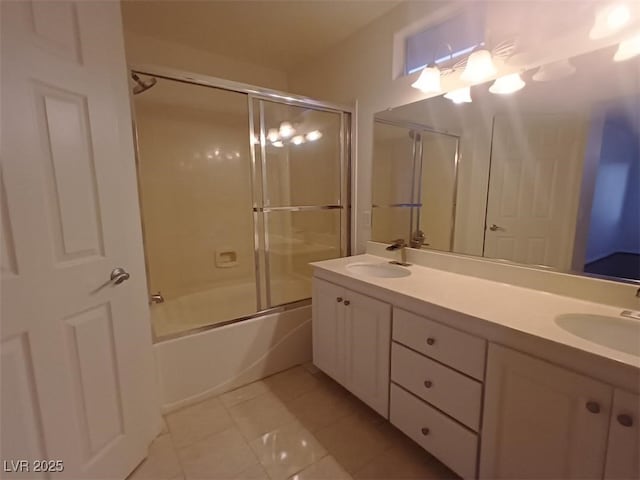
(289, 455, 352, 480)
(177, 426, 259, 479)
(249, 422, 327, 480)
(263, 366, 321, 403)
(352, 434, 459, 479)
(313, 413, 396, 474)
(285, 383, 358, 432)
(219, 381, 270, 409)
(166, 397, 235, 448)
(229, 392, 298, 441)
(301, 362, 320, 375)
(127, 434, 182, 480)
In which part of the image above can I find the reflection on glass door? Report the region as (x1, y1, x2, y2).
(252, 99, 348, 308)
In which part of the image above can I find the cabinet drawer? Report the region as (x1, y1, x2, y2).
(393, 308, 486, 380)
(391, 342, 482, 431)
(390, 384, 478, 479)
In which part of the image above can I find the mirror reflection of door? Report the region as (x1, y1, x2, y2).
(483, 114, 587, 270)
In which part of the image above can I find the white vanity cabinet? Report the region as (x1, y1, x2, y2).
(480, 343, 614, 479)
(604, 389, 640, 479)
(312, 278, 391, 416)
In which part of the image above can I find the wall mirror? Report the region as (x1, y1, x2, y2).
(372, 43, 640, 283)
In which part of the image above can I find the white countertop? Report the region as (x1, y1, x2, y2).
(311, 254, 640, 373)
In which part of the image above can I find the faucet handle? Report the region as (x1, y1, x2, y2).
(391, 238, 406, 246)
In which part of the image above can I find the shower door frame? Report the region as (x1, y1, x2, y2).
(129, 64, 353, 341)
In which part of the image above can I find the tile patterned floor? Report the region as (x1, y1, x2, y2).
(128, 365, 459, 480)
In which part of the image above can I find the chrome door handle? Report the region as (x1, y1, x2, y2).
(110, 267, 130, 285)
(489, 224, 502, 231)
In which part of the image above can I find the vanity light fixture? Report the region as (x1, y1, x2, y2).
(444, 87, 472, 104)
(460, 49, 496, 83)
(489, 73, 526, 94)
(271, 140, 284, 148)
(279, 122, 295, 138)
(532, 59, 576, 82)
(306, 130, 323, 141)
(614, 32, 640, 61)
(590, 3, 631, 39)
(411, 65, 442, 93)
(267, 128, 280, 142)
(291, 135, 306, 145)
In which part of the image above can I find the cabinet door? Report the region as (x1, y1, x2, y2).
(312, 278, 345, 384)
(604, 389, 640, 479)
(344, 289, 391, 417)
(480, 344, 611, 479)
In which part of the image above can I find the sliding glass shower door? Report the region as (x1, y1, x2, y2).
(132, 73, 349, 340)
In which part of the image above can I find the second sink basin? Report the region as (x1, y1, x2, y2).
(555, 313, 640, 357)
(347, 262, 411, 278)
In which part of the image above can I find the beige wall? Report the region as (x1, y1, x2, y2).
(123, 30, 288, 91)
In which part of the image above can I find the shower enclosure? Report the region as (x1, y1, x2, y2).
(131, 68, 350, 340)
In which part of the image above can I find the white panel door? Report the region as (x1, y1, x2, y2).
(1, 1, 156, 478)
(484, 114, 587, 270)
(312, 278, 345, 384)
(480, 344, 611, 479)
(604, 389, 640, 479)
(343, 290, 391, 417)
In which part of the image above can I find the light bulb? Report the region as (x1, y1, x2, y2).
(411, 65, 442, 93)
(590, 3, 631, 39)
(614, 32, 640, 61)
(291, 135, 305, 145)
(267, 128, 280, 142)
(271, 140, 284, 148)
(489, 73, 526, 94)
(444, 87, 472, 104)
(461, 49, 496, 83)
(279, 122, 295, 138)
(306, 130, 322, 142)
(532, 59, 576, 82)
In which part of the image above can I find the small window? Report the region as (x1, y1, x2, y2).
(405, 7, 486, 75)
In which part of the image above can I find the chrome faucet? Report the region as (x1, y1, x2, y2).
(386, 239, 410, 266)
(149, 292, 165, 304)
(410, 229, 428, 249)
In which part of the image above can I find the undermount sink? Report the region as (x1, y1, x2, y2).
(346, 262, 411, 278)
(555, 313, 640, 357)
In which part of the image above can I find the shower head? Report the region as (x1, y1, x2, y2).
(131, 73, 157, 95)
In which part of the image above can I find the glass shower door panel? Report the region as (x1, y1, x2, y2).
(266, 209, 341, 306)
(134, 77, 257, 338)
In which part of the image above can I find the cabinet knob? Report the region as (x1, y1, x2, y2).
(344, 300, 350, 306)
(426, 337, 435, 346)
(617, 414, 633, 427)
(336, 297, 343, 303)
(421, 427, 430, 436)
(424, 380, 433, 388)
(586, 401, 601, 414)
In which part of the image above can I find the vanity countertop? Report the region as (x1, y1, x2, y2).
(311, 254, 640, 374)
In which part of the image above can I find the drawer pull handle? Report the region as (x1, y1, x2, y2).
(426, 337, 435, 346)
(344, 300, 350, 306)
(586, 401, 600, 414)
(336, 297, 343, 303)
(617, 414, 633, 427)
(421, 427, 430, 436)
(424, 380, 433, 388)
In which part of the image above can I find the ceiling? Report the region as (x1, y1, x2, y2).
(121, 0, 402, 72)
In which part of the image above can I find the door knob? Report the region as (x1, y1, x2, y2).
(586, 401, 600, 414)
(489, 224, 503, 231)
(110, 267, 130, 285)
(343, 300, 350, 306)
(421, 427, 430, 436)
(617, 414, 633, 427)
(337, 297, 343, 303)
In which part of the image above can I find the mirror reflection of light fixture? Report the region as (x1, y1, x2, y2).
(614, 32, 640, 61)
(306, 130, 322, 141)
(444, 87, 472, 104)
(489, 73, 526, 94)
(589, 3, 631, 39)
(267, 128, 280, 142)
(532, 59, 576, 82)
(411, 65, 442, 93)
(271, 140, 284, 148)
(279, 122, 295, 138)
(460, 49, 497, 83)
(291, 135, 305, 145)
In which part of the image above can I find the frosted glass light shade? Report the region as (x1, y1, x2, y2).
(532, 59, 576, 82)
(461, 49, 496, 83)
(411, 66, 442, 93)
(489, 73, 526, 94)
(267, 128, 280, 142)
(444, 87, 472, 104)
(614, 33, 640, 61)
(590, 3, 631, 39)
(279, 122, 295, 138)
(306, 130, 322, 142)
